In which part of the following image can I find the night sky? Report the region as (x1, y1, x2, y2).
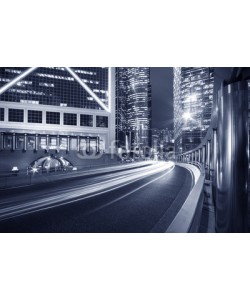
(150, 67, 173, 130)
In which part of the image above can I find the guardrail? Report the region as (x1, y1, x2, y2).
(166, 162, 205, 233)
(176, 80, 249, 233)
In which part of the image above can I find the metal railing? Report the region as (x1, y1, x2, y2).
(177, 80, 249, 233)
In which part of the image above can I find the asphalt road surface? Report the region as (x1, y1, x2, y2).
(0, 161, 193, 233)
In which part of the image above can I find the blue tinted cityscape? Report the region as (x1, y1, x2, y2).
(0, 67, 249, 233)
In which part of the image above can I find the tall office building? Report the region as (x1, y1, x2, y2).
(116, 67, 152, 151)
(0, 67, 116, 171)
(115, 67, 128, 148)
(173, 67, 214, 154)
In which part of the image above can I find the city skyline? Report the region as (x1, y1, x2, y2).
(1, 67, 250, 235)
(1, 2, 247, 298)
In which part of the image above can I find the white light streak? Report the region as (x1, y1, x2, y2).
(0, 67, 38, 96)
(65, 67, 110, 113)
(0, 162, 174, 221)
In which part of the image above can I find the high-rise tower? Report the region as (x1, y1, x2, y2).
(173, 67, 214, 154)
(116, 67, 152, 151)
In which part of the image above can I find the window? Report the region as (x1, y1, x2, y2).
(4, 134, 12, 149)
(49, 137, 57, 149)
(80, 114, 93, 127)
(28, 110, 42, 123)
(59, 137, 67, 150)
(27, 136, 35, 150)
(0, 67, 108, 110)
(46, 111, 60, 124)
(9, 109, 24, 122)
(96, 116, 108, 128)
(0, 108, 4, 121)
(64, 113, 77, 126)
(16, 135, 25, 150)
(39, 136, 47, 149)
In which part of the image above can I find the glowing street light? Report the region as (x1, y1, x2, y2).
(32, 167, 38, 174)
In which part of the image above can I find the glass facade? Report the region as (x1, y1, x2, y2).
(28, 110, 42, 123)
(0, 67, 109, 110)
(8, 108, 24, 122)
(115, 67, 152, 149)
(16, 135, 25, 150)
(0, 67, 115, 156)
(96, 116, 108, 128)
(174, 67, 214, 154)
(27, 136, 35, 150)
(4, 134, 12, 149)
(80, 114, 93, 127)
(0, 107, 4, 121)
(46, 111, 60, 125)
(63, 113, 77, 126)
(115, 68, 128, 147)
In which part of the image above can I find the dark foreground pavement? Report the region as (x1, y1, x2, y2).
(0, 163, 193, 233)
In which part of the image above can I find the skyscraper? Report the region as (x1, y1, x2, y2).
(115, 67, 128, 148)
(173, 67, 214, 154)
(0, 67, 116, 171)
(116, 67, 152, 151)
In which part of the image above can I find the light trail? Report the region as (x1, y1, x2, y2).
(1, 161, 159, 205)
(87, 164, 176, 215)
(0, 161, 175, 221)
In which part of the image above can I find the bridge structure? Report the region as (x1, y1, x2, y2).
(175, 68, 250, 233)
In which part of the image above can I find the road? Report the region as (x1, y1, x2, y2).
(0, 161, 193, 232)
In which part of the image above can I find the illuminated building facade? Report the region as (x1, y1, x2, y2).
(0, 68, 115, 163)
(174, 67, 214, 154)
(151, 128, 174, 154)
(115, 68, 127, 148)
(116, 67, 152, 151)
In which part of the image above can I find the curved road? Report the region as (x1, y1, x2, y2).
(0, 162, 193, 233)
